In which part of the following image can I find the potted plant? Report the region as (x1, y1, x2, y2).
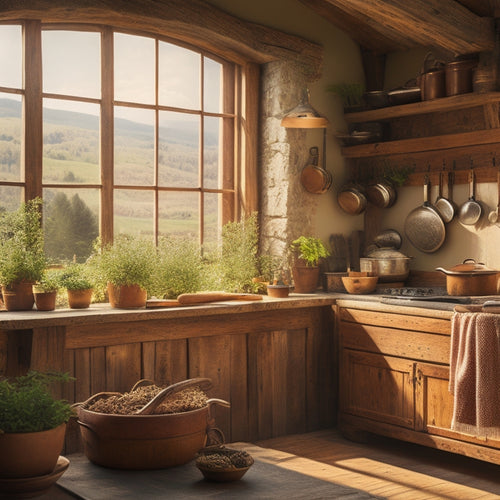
(0, 370, 73, 479)
(290, 236, 330, 293)
(94, 235, 157, 308)
(0, 198, 47, 311)
(59, 264, 94, 309)
(33, 270, 61, 311)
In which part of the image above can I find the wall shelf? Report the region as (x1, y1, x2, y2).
(343, 92, 500, 123)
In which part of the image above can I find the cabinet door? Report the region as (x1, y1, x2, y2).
(414, 362, 453, 434)
(340, 349, 415, 429)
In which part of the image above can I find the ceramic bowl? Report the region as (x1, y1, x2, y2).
(341, 276, 378, 294)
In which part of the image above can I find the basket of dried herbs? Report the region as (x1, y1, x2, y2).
(74, 378, 230, 470)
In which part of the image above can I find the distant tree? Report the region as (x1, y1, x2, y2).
(44, 193, 98, 263)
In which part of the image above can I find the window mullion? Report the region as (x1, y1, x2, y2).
(100, 26, 114, 244)
(22, 20, 43, 202)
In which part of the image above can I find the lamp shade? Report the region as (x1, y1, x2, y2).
(281, 90, 328, 129)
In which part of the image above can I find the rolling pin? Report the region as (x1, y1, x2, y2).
(177, 292, 263, 305)
(146, 292, 263, 308)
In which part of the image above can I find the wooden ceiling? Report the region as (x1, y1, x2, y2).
(299, 0, 498, 57)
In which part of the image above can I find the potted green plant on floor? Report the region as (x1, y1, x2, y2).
(59, 263, 94, 309)
(93, 235, 157, 308)
(33, 270, 61, 311)
(0, 370, 73, 479)
(0, 198, 47, 311)
(290, 236, 329, 293)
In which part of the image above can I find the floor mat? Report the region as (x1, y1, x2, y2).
(58, 452, 381, 499)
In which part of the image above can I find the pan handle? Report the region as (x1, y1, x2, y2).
(423, 175, 430, 204)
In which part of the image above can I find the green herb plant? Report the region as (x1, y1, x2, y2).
(204, 213, 260, 293)
(33, 269, 62, 293)
(93, 235, 157, 293)
(0, 371, 74, 434)
(153, 236, 204, 299)
(290, 236, 330, 267)
(0, 198, 47, 287)
(327, 83, 365, 109)
(59, 263, 94, 291)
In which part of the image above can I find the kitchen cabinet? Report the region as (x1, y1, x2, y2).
(340, 92, 500, 186)
(337, 302, 500, 465)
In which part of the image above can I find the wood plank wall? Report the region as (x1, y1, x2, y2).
(1, 305, 336, 453)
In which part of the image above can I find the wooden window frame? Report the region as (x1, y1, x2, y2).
(1, 19, 259, 245)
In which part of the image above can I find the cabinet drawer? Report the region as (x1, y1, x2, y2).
(340, 321, 450, 364)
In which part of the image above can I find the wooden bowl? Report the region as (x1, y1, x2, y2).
(341, 276, 378, 294)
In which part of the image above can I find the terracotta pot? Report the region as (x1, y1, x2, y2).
(292, 266, 320, 293)
(107, 283, 147, 308)
(77, 399, 228, 470)
(266, 284, 290, 298)
(1, 282, 35, 311)
(33, 291, 57, 311)
(67, 288, 93, 309)
(0, 423, 66, 478)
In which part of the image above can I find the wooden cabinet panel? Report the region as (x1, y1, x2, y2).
(340, 349, 414, 429)
(414, 362, 453, 433)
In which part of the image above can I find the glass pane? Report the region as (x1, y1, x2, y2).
(204, 116, 221, 189)
(114, 33, 155, 104)
(0, 186, 23, 212)
(42, 30, 100, 98)
(158, 111, 199, 188)
(114, 106, 155, 186)
(0, 25, 22, 88)
(43, 99, 100, 184)
(203, 57, 222, 113)
(43, 188, 99, 264)
(203, 192, 221, 246)
(114, 189, 154, 237)
(0, 93, 22, 181)
(158, 191, 199, 238)
(159, 41, 200, 109)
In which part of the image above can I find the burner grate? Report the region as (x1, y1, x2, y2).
(377, 287, 448, 297)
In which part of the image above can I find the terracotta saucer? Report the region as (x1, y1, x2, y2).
(0, 456, 69, 499)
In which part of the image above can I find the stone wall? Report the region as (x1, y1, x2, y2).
(259, 60, 321, 264)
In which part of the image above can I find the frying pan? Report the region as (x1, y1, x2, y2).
(458, 168, 482, 225)
(300, 146, 331, 194)
(434, 170, 455, 223)
(404, 175, 446, 253)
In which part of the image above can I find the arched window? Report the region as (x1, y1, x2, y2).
(0, 22, 240, 262)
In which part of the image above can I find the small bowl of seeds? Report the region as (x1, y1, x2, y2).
(195, 446, 254, 482)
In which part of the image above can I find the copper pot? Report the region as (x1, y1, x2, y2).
(436, 259, 500, 296)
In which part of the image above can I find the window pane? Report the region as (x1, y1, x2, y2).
(114, 33, 155, 104)
(159, 42, 200, 109)
(114, 189, 154, 237)
(158, 191, 199, 238)
(204, 57, 222, 113)
(42, 30, 100, 98)
(0, 93, 22, 181)
(0, 25, 22, 88)
(158, 111, 199, 188)
(114, 106, 155, 186)
(203, 192, 222, 246)
(43, 188, 99, 263)
(204, 116, 221, 189)
(43, 99, 100, 184)
(0, 186, 23, 212)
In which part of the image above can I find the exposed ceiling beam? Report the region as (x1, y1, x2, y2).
(302, 0, 495, 56)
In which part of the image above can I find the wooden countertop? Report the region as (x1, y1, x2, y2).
(0, 293, 338, 330)
(0, 291, 470, 330)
